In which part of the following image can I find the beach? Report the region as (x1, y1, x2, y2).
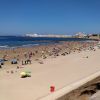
(0, 41, 100, 100)
(1, 0, 100, 99)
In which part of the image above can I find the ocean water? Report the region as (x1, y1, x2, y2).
(0, 36, 92, 49)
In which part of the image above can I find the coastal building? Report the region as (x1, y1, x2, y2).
(75, 32, 86, 38)
(25, 33, 71, 38)
(88, 34, 100, 40)
(26, 33, 38, 37)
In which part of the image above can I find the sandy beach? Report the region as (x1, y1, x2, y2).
(1, 0, 100, 99)
(0, 41, 100, 100)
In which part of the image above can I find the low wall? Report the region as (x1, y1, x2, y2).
(38, 70, 100, 100)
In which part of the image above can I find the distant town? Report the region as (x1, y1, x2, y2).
(25, 32, 100, 40)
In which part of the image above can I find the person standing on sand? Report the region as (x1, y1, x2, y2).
(24, 53, 28, 59)
(0, 65, 2, 68)
(22, 60, 24, 65)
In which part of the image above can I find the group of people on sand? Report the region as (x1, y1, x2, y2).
(0, 41, 98, 69)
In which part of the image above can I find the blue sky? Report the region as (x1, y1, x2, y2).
(0, 0, 100, 35)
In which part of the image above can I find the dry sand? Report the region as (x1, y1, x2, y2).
(0, 42, 100, 100)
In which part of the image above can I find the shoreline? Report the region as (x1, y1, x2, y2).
(0, 37, 97, 50)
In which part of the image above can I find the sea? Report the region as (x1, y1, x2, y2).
(0, 36, 93, 49)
